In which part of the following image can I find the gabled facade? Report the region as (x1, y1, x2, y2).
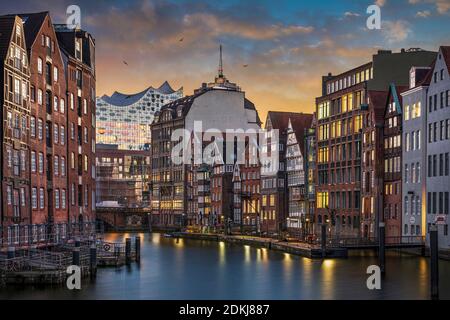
(55, 24, 96, 225)
(285, 114, 313, 239)
(0, 15, 31, 244)
(383, 85, 407, 240)
(361, 90, 388, 239)
(401, 66, 431, 240)
(20, 12, 68, 234)
(426, 46, 450, 249)
(231, 142, 261, 234)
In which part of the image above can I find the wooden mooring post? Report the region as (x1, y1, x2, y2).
(135, 236, 141, 263)
(125, 238, 132, 265)
(73, 239, 81, 266)
(430, 224, 439, 300)
(321, 224, 327, 258)
(379, 222, 386, 274)
(7, 247, 15, 259)
(90, 244, 97, 279)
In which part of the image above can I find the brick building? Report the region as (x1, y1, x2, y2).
(305, 115, 317, 236)
(20, 13, 68, 234)
(0, 15, 31, 244)
(232, 143, 261, 234)
(315, 49, 436, 238)
(361, 90, 388, 239)
(151, 50, 261, 229)
(260, 112, 291, 235)
(55, 24, 96, 225)
(383, 85, 408, 240)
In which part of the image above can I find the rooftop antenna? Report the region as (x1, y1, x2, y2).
(218, 44, 224, 78)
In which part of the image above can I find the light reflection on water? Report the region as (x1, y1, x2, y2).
(1, 232, 450, 300)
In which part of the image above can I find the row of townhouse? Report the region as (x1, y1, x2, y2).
(149, 48, 315, 237)
(0, 12, 96, 247)
(314, 46, 449, 250)
(402, 46, 450, 249)
(149, 45, 450, 250)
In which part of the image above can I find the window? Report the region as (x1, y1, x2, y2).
(37, 57, 43, 74)
(39, 188, 44, 209)
(60, 98, 65, 113)
(70, 93, 74, 110)
(83, 99, 87, 114)
(317, 192, 329, 209)
(55, 189, 60, 209)
(53, 124, 59, 144)
(32, 188, 37, 209)
(405, 133, 410, 151)
(71, 152, 75, 169)
(84, 127, 88, 143)
(61, 157, 66, 176)
(54, 156, 59, 176)
(417, 130, 421, 150)
(446, 153, 449, 176)
(30, 116, 36, 137)
(433, 155, 437, 176)
(70, 123, 75, 140)
(53, 66, 58, 82)
(445, 192, 449, 215)
(38, 119, 44, 140)
(405, 106, 410, 121)
(61, 190, 66, 209)
(38, 89, 43, 105)
(6, 186, 12, 205)
(60, 126, 65, 145)
(71, 184, 75, 206)
(84, 155, 88, 172)
(31, 151, 36, 172)
(38, 152, 44, 174)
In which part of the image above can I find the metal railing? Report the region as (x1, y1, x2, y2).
(0, 222, 102, 249)
(313, 236, 425, 248)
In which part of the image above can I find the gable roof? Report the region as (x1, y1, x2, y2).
(0, 15, 16, 61)
(441, 46, 450, 74)
(17, 12, 48, 52)
(288, 113, 314, 156)
(367, 90, 389, 126)
(384, 84, 409, 118)
(266, 111, 312, 132)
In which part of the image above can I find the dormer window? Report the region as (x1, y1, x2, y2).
(75, 39, 82, 60)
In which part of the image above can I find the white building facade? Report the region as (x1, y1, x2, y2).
(426, 46, 450, 249)
(401, 67, 431, 239)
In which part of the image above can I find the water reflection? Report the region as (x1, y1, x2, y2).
(1, 233, 449, 300)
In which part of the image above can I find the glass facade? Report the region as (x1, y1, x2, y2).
(96, 82, 183, 150)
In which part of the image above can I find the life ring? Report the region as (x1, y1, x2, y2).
(103, 244, 111, 251)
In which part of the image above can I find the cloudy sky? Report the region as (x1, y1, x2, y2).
(1, 0, 449, 122)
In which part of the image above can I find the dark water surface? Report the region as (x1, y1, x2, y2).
(1, 233, 449, 300)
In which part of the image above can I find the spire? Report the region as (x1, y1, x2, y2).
(218, 44, 224, 78)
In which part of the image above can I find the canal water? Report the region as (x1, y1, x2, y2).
(1, 233, 450, 300)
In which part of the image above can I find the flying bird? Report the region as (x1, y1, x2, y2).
(179, 37, 184, 42)
(123, 60, 129, 66)
(243, 64, 249, 68)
